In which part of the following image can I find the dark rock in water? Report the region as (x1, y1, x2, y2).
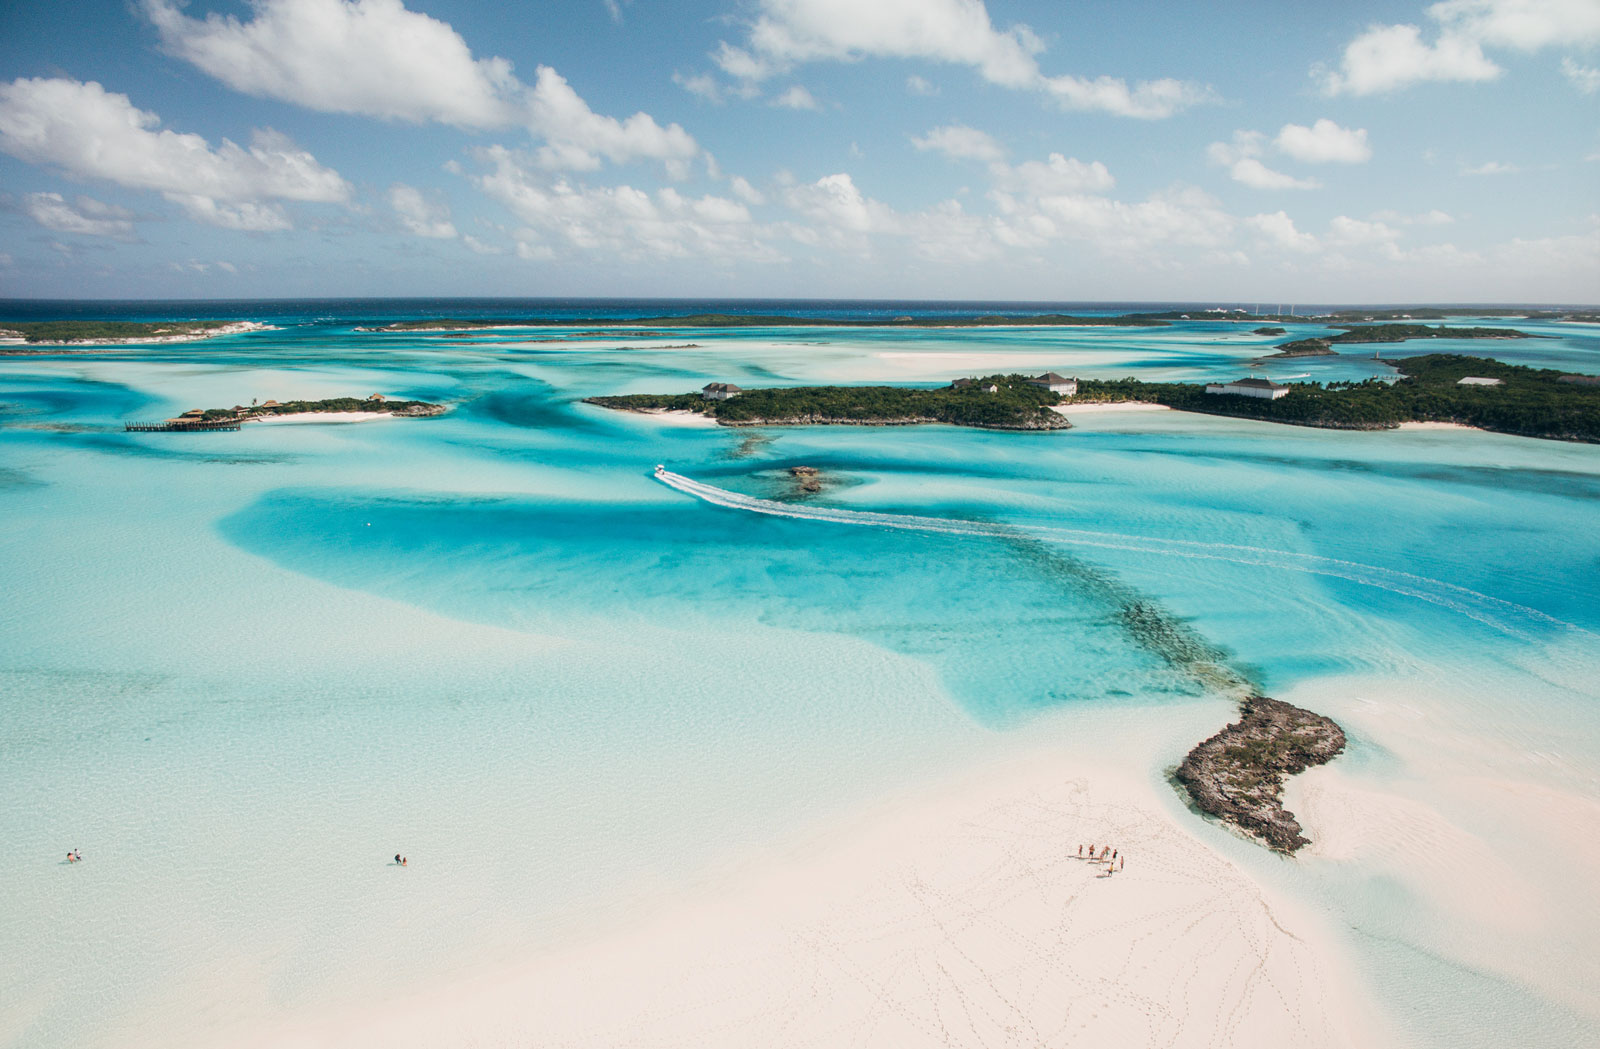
(788, 465, 823, 493)
(1175, 696, 1346, 852)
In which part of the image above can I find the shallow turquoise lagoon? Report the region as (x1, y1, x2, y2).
(2, 309, 1598, 1048)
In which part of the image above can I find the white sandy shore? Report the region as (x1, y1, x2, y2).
(248, 411, 402, 425)
(245, 740, 1390, 1049)
(1052, 401, 1173, 416)
(1395, 420, 1476, 431)
(610, 407, 719, 427)
(6, 321, 274, 347)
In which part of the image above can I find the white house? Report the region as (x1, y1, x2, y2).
(1027, 372, 1078, 395)
(1205, 377, 1290, 400)
(702, 382, 743, 400)
(1456, 376, 1502, 386)
(951, 378, 999, 393)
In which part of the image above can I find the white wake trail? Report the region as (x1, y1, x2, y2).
(653, 469, 1595, 647)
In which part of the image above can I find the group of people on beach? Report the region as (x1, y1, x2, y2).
(65, 849, 82, 863)
(1078, 843, 1125, 873)
(393, 854, 408, 867)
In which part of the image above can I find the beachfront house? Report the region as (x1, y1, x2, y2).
(1027, 372, 1078, 395)
(1456, 376, 1503, 386)
(1205, 378, 1290, 400)
(702, 382, 743, 401)
(951, 378, 999, 393)
(367, 393, 386, 402)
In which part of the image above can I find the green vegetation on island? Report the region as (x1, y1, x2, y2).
(591, 355, 1598, 442)
(1076, 355, 1599, 442)
(130, 395, 447, 431)
(0, 320, 255, 344)
(586, 374, 1069, 430)
(380, 313, 1169, 332)
(1272, 323, 1537, 357)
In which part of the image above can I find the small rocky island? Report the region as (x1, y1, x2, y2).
(1271, 322, 1537, 358)
(1175, 696, 1346, 852)
(1, 320, 269, 349)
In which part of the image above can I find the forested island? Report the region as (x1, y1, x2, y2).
(0, 320, 266, 346)
(379, 313, 1168, 332)
(591, 355, 1598, 442)
(1078, 355, 1599, 442)
(587, 374, 1069, 430)
(1270, 322, 1538, 357)
(127, 395, 445, 431)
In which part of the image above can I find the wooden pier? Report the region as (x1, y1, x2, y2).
(124, 420, 242, 432)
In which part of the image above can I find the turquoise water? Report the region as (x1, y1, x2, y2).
(2, 306, 1598, 1047)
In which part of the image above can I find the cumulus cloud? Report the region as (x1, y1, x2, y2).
(145, 0, 699, 173)
(0, 77, 349, 230)
(770, 85, 820, 110)
(1207, 133, 1320, 190)
(527, 67, 698, 174)
(1041, 74, 1214, 120)
(911, 124, 1005, 163)
(1461, 159, 1519, 174)
(144, 0, 521, 127)
(674, 72, 724, 103)
(472, 145, 779, 261)
(1275, 120, 1372, 163)
(23, 192, 136, 239)
(1563, 57, 1600, 93)
(1321, 0, 1600, 95)
(389, 183, 457, 238)
(906, 74, 939, 95)
(712, 0, 1209, 119)
(729, 175, 766, 205)
(992, 153, 1115, 196)
(1248, 211, 1319, 252)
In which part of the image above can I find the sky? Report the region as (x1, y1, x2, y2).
(0, 0, 1596, 303)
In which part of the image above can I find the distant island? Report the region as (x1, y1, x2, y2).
(1267, 322, 1539, 358)
(587, 374, 1070, 430)
(377, 313, 1169, 332)
(125, 395, 446, 432)
(0, 320, 269, 347)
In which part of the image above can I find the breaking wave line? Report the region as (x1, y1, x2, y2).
(654, 469, 1593, 646)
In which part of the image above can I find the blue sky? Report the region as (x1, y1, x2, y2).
(0, 0, 1596, 302)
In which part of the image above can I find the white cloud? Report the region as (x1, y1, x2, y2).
(715, 0, 1209, 118)
(1374, 208, 1455, 225)
(1430, 0, 1600, 50)
(906, 74, 939, 95)
(143, 0, 522, 128)
(602, 0, 631, 25)
(1321, 24, 1500, 95)
(729, 175, 766, 206)
(1321, 0, 1600, 96)
(1248, 211, 1319, 252)
(23, 192, 136, 239)
(674, 72, 724, 103)
(770, 85, 820, 110)
(389, 184, 458, 238)
(527, 67, 698, 175)
(1461, 159, 1519, 174)
(1327, 215, 1400, 246)
(0, 77, 349, 230)
(461, 234, 503, 254)
(1207, 133, 1319, 189)
(784, 172, 902, 235)
(472, 145, 779, 262)
(992, 153, 1115, 196)
(1275, 120, 1372, 163)
(145, 0, 699, 174)
(1563, 57, 1600, 93)
(911, 124, 1005, 163)
(1041, 74, 1214, 120)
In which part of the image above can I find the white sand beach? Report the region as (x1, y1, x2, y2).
(1396, 420, 1477, 431)
(244, 727, 1390, 1049)
(249, 411, 403, 425)
(1052, 401, 1173, 416)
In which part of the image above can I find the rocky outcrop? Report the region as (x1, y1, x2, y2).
(1174, 696, 1346, 853)
(788, 465, 823, 493)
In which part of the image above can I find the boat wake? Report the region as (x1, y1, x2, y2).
(653, 468, 1594, 649)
